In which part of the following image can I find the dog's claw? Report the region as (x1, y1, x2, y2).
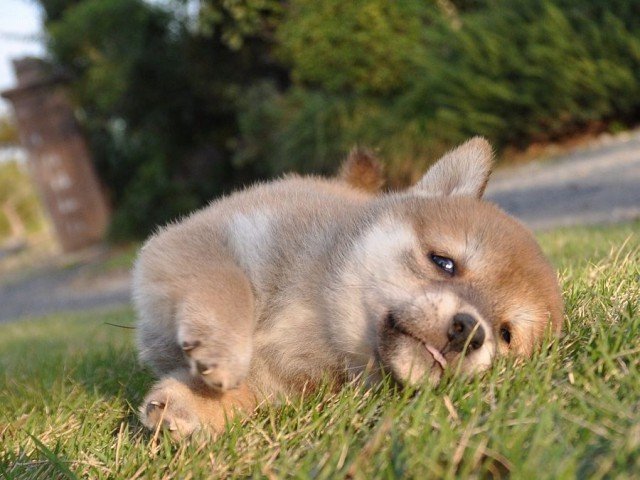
(181, 340, 201, 352)
(196, 360, 217, 375)
(163, 420, 177, 431)
(146, 400, 166, 417)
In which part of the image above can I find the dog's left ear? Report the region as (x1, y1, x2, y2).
(411, 137, 494, 198)
(339, 146, 385, 193)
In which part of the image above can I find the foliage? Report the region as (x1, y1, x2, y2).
(275, 0, 431, 96)
(234, 83, 381, 177)
(403, 0, 640, 148)
(0, 115, 19, 147)
(37, 0, 284, 238)
(0, 160, 46, 241)
(0, 222, 639, 477)
(194, 0, 283, 50)
(234, 0, 640, 186)
(29, 0, 640, 238)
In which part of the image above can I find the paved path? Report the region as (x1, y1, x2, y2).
(0, 248, 132, 323)
(1, 130, 639, 323)
(486, 129, 640, 229)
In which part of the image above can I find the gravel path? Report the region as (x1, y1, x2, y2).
(1, 130, 639, 323)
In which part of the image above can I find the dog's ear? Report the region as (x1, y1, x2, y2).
(339, 146, 385, 193)
(412, 137, 494, 198)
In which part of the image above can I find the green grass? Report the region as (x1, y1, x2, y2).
(1, 222, 638, 479)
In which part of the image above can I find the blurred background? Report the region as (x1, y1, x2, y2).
(0, 0, 639, 252)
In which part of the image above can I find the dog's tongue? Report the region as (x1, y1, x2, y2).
(425, 344, 447, 369)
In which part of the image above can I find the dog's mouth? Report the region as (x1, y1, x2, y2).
(385, 312, 448, 370)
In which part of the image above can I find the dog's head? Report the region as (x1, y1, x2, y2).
(346, 138, 563, 386)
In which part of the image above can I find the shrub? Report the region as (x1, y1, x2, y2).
(238, 0, 640, 183)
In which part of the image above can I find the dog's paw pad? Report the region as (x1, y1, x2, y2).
(181, 340, 201, 352)
(141, 395, 199, 439)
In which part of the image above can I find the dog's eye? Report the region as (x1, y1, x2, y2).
(430, 254, 455, 275)
(500, 327, 511, 344)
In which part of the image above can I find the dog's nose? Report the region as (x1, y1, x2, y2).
(447, 313, 485, 353)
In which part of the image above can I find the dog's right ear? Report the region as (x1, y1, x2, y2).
(411, 137, 494, 198)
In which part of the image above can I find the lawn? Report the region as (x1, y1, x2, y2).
(1, 222, 638, 479)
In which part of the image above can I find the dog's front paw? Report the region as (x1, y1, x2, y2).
(140, 383, 201, 440)
(180, 337, 251, 391)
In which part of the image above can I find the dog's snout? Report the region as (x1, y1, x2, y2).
(448, 313, 485, 353)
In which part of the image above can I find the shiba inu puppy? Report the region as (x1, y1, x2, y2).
(133, 137, 563, 439)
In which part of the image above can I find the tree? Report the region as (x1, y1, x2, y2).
(403, 0, 640, 147)
(30, 0, 640, 238)
(36, 0, 286, 238)
(276, 0, 430, 96)
(237, 0, 640, 182)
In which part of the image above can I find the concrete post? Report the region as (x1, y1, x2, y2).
(1, 57, 110, 252)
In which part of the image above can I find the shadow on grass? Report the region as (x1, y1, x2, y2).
(67, 339, 159, 443)
(70, 344, 154, 405)
(1, 312, 158, 437)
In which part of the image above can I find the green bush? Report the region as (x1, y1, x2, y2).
(235, 83, 386, 177)
(34, 0, 640, 238)
(405, 0, 640, 147)
(0, 160, 46, 241)
(275, 0, 430, 96)
(238, 0, 640, 184)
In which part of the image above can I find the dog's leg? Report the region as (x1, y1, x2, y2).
(140, 369, 256, 439)
(176, 263, 256, 391)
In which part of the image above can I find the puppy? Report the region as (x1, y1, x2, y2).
(133, 137, 563, 439)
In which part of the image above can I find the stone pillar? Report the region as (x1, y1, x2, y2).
(1, 57, 110, 252)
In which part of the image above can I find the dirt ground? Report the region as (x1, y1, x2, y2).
(1, 129, 639, 323)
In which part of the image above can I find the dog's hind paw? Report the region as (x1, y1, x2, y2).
(140, 385, 201, 440)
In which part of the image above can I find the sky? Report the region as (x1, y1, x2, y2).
(0, 0, 45, 111)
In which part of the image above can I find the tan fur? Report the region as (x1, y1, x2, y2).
(133, 137, 563, 438)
